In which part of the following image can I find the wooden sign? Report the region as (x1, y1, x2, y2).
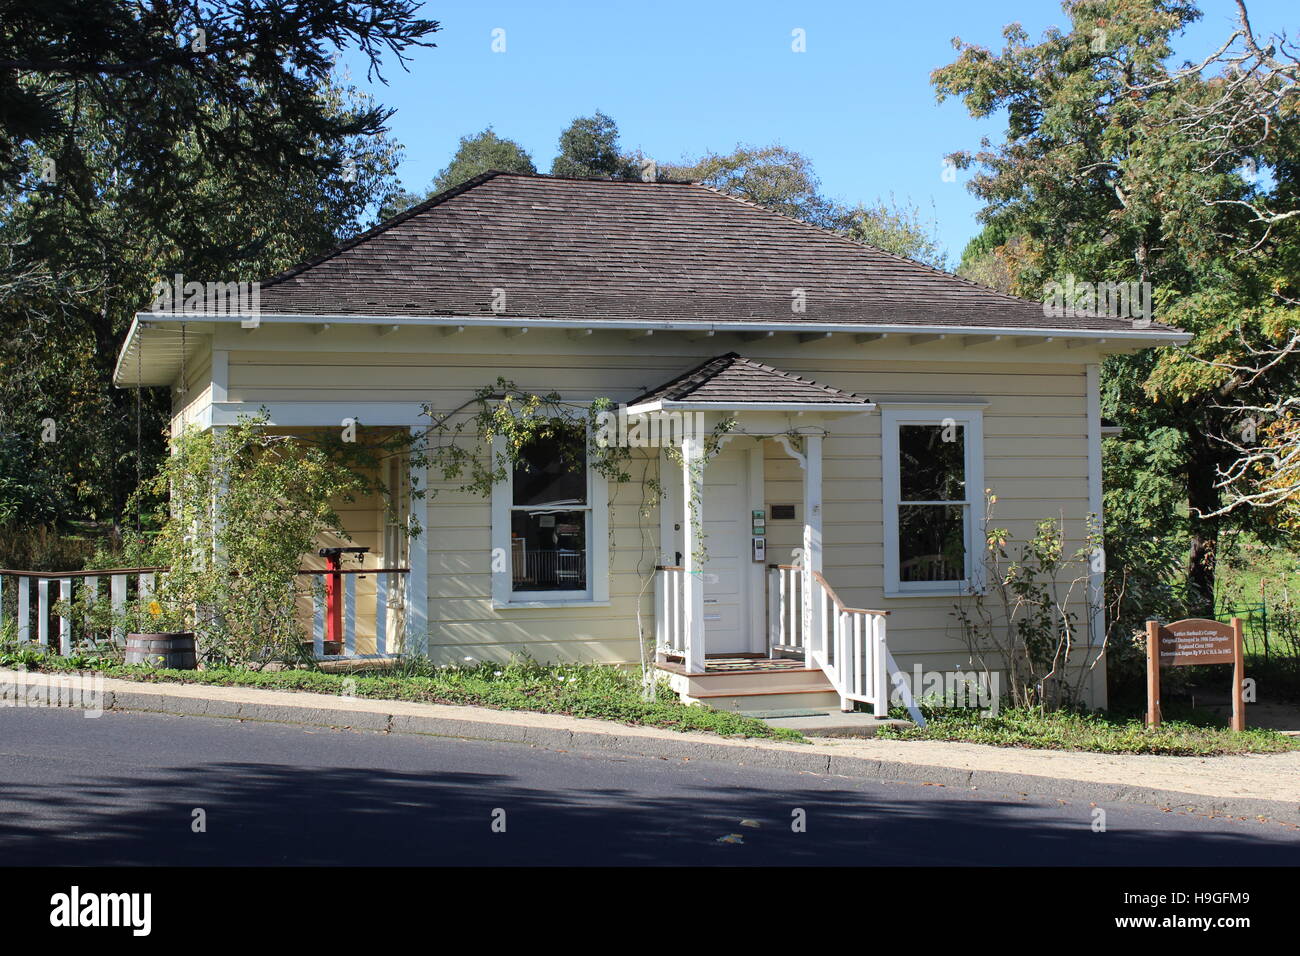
(1146, 618, 1245, 731)
(1159, 618, 1237, 666)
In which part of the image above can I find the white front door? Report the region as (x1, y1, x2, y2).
(699, 446, 761, 656)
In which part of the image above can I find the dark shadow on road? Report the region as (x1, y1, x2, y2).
(1, 750, 1296, 865)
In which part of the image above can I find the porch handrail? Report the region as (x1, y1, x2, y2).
(654, 565, 687, 659)
(767, 564, 891, 716)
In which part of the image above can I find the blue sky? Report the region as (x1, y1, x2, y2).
(341, 0, 1296, 266)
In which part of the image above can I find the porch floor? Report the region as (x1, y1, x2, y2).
(655, 656, 810, 675)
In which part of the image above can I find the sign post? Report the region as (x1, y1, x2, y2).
(1231, 617, 1245, 732)
(1145, 618, 1161, 727)
(1145, 617, 1246, 730)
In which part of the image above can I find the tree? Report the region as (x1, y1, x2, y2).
(665, 144, 948, 268)
(663, 145, 830, 223)
(830, 196, 948, 271)
(434, 127, 535, 191)
(0, 0, 439, 189)
(932, 0, 1299, 614)
(550, 111, 640, 180)
(0, 5, 434, 550)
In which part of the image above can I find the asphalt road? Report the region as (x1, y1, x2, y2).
(0, 708, 1297, 866)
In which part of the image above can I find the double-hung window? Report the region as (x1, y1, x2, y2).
(491, 421, 608, 606)
(881, 405, 985, 596)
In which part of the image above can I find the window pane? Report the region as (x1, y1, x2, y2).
(511, 510, 588, 592)
(899, 424, 965, 501)
(513, 426, 587, 507)
(898, 504, 965, 582)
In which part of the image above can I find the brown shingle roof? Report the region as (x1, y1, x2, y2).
(255, 171, 1157, 332)
(628, 353, 872, 407)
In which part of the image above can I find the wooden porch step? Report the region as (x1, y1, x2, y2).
(656, 663, 841, 712)
(689, 689, 846, 713)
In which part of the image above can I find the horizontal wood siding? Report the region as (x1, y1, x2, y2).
(214, 333, 1099, 689)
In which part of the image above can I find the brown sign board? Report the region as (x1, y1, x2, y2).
(1146, 617, 1246, 731)
(1157, 618, 1237, 667)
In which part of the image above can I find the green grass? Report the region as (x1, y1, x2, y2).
(876, 703, 1299, 756)
(0, 648, 804, 742)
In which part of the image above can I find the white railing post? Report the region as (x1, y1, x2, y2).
(376, 571, 388, 656)
(17, 577, 29, 643)
(344, 573, 357, 655)
(312, 579, 324, 658)
(767, 567, 780, 653)
(655, 568, 667, 652)
(405, 427, 430, 658)
(58, 579, 72, 655)
(110, 574, 127, 645)
(84, 576, 99, 647)
(37, 578, 49, 646)
(872, 614, 889, 718)
(680, 435, 706, 675)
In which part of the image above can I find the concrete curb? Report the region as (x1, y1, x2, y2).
(4, 669, 1298, 824)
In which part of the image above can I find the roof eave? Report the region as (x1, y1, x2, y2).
(627, 400, 876, 415)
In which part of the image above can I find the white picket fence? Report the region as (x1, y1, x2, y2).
(0, 567, 163, 655)
(0, 567, 410, 660)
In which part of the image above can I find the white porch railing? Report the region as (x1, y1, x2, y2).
(0, 567, 164, 655)
(1, 566, 409, 661)
(768, 564, 891, 716)
(654, 565, 686, 658)
(299, 568, 409, 659)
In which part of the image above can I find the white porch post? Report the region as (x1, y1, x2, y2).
(802, 435, 823, 667)
(680, 433, 706, 674)
(405, 425, 429, 657)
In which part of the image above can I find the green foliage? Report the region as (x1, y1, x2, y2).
(663, 144, 831, 223)
(954, 496, 1104, 710)
(877, 703, 1297, 755)
(1, 6, 423, 541)
(550, 110, 640, 180)
(932, 0, 1300, 614)
(132, 416, 371, 665)
(416, 379, 635, 496)
(664, 144, 948, 268)
(434, 128, 536, 191)
(0, 1, 439, 189)
(1, 650, 804, 741)
(830, 196, 948, 271)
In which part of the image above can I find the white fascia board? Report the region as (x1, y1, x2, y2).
(129, 311, 1193, 343)
(117, 310, 1192, 388)
(209, 401, 429, 427)
(874, 399, 991, 408)
(626, 400, 876, 415)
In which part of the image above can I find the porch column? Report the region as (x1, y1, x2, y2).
(680, 433, 707, 674)
(802, 435, 823, 667)
(404, 425, 429, 657)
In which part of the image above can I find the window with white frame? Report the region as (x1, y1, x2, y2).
(491, 422, 608, 605)
(881, 406, 985, 595)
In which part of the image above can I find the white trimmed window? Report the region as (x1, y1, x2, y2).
(491, 423, 609, 607)
(881, 406, 985, 596)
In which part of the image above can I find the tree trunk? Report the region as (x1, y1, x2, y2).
(1185, 431, 1221, 617)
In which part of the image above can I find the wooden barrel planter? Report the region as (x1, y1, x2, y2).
(125, 633, 197, 669)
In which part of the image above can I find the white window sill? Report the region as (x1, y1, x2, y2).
(885, 585, 976, 599)
(493, 599, 611, 610)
